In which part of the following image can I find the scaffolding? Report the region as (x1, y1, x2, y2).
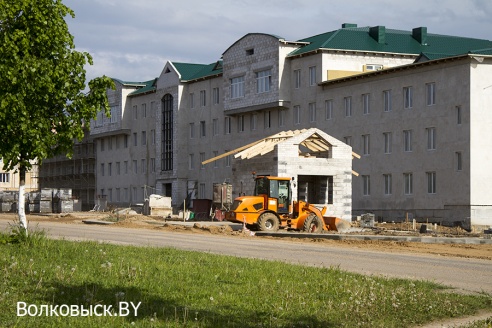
(38, 133, 96, 211)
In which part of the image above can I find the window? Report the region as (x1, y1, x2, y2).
(189, 123, 195, 139)
(251, 114, 257, 131)
(456, 106, 462, 125)
(200, 153, 205, 169)
(404, 173, 413, 195)
(426, 127, 436, 150)
(108, 189, 112, 202)
(231, 76, 245, 98)
(403, 86, 413, 109)
(309, 102, 316, 122)
(224, 117, 231, 134)
(123, 135, 128, 148)
(189, 93, 195, 109)
(162, 93, 174, 172)
(133, 105, 138, 119)
(213, 87, 220, 105)
(141, 131, 146, 146)
(344, 136, 352, 146)
(0, 173, 10, 183)
(133, 133, 137, 147)
(115, 136, 120, 149)
(426, 82, 435, 106)
(264, 111, 271, 129)
(108, 162, 112, 176)
(124, 161, 128, 174)
(124, 188, 128, 201)
(383, 132, 392, 154)
(141, 159, 146, 174)
(150, 158, 156, 173)
(133, 160, 137, 174)
(200, 90, 206, 107)
(294, 105, 301, 125)
(427, 172, 436, 194)
(294, 69, 301, 89)
(132, 187, 137, 202)
(151, 129, 155, 145)
(309, 66, 316, 86)
(116, 188, 120, 202)
(456, 152, 463, 171)
(213, 119, 219, 136)
(213, 151, 219, 168)
(383, 174, 392, 195)
(246, 48, 254, 56)
(151, 101, 156, 117)
(142, 103, 147, 117)
(199, 183, 206, 199)
(278, 109, 286, 127)
(238, 115, 245, 132)
(108, 137, 113, 150)
(256, 69, 272, 93)
(100, 163, 105, 176)
(383, 90, 392, 112)
(362, 93, 370, 114)
(100, 139, 105, 152)
(344, 97, 352, 117)
(403, 130, 413, 152)
(116, 162, 120, 175)
(225, 151, 231, 167)
(325, 100, 333, 120)
(200, 121, 206, 137)
(362, 134, 370, 155)
(189, 154, 194, 170)
(362, 175, 370, 196)
(110, 106, 117, 123)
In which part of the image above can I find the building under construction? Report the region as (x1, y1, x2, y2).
(37, 131, 96, 211)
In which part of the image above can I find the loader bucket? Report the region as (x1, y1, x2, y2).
(323, 217, 351, 232)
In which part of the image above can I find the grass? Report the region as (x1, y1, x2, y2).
(0, 229, 491, 328)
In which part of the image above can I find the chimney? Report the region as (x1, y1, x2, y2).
(369, 26, 386, 44)
(412, 27, 428, 45)
(342, 23, 357, 28)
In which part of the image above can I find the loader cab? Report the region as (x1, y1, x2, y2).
(254, 176, 291, 214)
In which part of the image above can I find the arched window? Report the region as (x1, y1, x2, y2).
(162, 94, 173, 171)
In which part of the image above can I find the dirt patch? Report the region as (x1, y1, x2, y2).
(1, 212, 491, 260)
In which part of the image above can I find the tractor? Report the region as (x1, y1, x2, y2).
(225, 175, 345, 232)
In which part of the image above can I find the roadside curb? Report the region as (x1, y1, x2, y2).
(255, 231, 492, 244)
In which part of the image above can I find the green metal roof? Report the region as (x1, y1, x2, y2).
(172, 61, 223, 82)
(127, 79, 157, 97)
(289, 25, 492, 58)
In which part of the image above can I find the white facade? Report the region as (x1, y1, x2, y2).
(92, 26, 492, 229)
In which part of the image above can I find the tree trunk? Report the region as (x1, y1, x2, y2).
(18, 165, 28, 236)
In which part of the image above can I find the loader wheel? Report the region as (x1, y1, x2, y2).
(303, 214, 323, 233)
(257, 213, 279, 232)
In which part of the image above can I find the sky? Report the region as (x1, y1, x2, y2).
(63, 0, 492, 84)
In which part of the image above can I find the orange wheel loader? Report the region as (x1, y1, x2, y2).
(225, 176, 345, 232)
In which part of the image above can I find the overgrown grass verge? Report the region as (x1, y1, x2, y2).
(0, 231, 491, 327)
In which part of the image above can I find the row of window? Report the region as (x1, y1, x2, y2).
(132, 102, 158, 120)
(188, 152, 231, 170)
(230, 69, 273, 99)
(100, 159, 156, 177)
(361, 171, 437, 196)
(0, 173, 10, 183)
(101, 186, 151, 203)
(293, 66, 317, 89)
(190, 88, 220, 108)
(99, 131, 156, 151)
(348, 128, 439, 156)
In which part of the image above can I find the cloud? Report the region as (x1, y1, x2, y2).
(63, 0, 492, 84)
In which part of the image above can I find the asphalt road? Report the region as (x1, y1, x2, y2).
(1, 220, 491, 294)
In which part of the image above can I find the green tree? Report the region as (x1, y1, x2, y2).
(0, 0, 114, 234)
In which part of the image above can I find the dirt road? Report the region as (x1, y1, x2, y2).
(1, 212, 490, 261)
